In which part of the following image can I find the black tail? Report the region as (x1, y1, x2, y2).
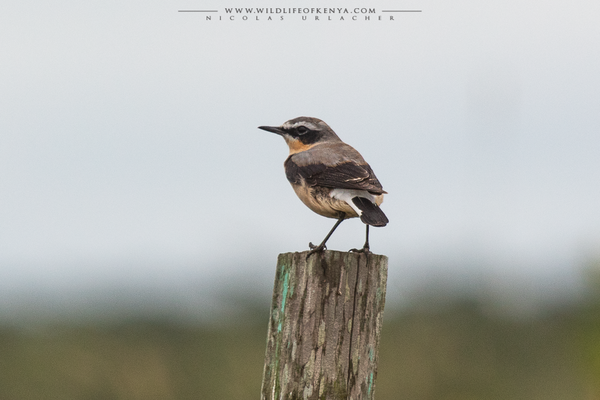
(352, 197, 389, 227)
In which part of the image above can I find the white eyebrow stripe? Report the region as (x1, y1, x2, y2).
(281, 121, 319, 130)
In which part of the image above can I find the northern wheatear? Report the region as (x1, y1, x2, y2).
(259, 116, 388, 256)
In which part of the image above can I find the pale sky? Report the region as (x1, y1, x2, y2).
(1, 0, 599, 315)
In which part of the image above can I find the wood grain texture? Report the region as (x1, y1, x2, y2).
(261, 250, 388, 400)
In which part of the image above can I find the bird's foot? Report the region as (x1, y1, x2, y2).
(349, 245, 371, 254)
(307, 242, 326, 259)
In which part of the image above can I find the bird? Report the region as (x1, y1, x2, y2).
(259, 116, 388, 257)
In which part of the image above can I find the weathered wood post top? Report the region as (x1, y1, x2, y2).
(261, 250, 388, 400)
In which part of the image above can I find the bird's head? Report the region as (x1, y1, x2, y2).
(259, 116, 341, 154)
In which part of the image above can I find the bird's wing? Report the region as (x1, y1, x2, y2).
(285, 156, 386, 195)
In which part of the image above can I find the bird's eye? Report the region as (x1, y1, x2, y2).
(296, 126, 309, 135)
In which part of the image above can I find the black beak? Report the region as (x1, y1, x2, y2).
(258, 125, 285, 135)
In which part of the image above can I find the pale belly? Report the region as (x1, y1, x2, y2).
(291, 183, 357, 219)
(290, 183, 384, 220)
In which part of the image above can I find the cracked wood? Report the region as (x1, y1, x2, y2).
(261, 250, 388, 400)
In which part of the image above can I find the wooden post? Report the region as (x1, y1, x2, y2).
(261, 250, 388, 400)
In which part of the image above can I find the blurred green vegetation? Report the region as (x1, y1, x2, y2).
(1, 288, 599, 399)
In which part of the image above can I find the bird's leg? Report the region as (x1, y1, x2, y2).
(307, 213, 346, 259)
(350, 225, 371, 254)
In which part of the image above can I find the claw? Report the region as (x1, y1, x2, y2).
(306, 243, 326, 259)
(305, 214, 345, 260)
(349, 245, 371, 254)
(350, 225, 371, 254)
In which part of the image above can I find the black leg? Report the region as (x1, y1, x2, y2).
(307, 213, 346, 259)
(350, 225, 371, 254)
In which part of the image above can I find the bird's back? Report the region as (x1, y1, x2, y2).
(286, 142, 385, 195)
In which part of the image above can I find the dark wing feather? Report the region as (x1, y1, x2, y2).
(285, 157, 386, 195)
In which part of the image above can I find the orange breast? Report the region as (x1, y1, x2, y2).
(285, 138, 316, 155)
